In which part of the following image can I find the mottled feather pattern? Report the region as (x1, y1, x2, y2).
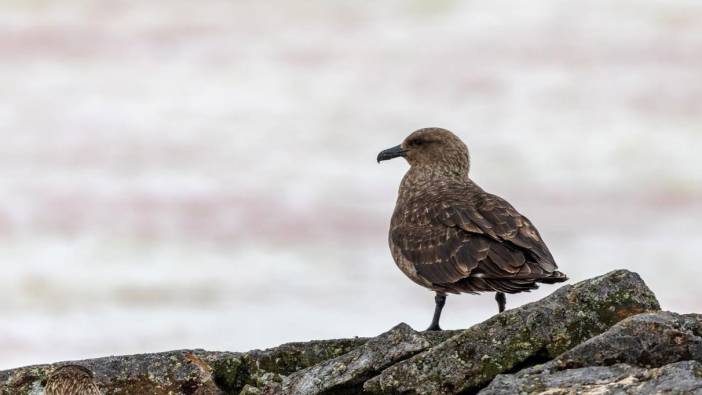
(45, 365, 103, 395)
(386, 128, 567, 296)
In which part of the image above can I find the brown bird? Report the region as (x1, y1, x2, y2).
(45, 365, 102, 395)
(377, 128, 567, 331)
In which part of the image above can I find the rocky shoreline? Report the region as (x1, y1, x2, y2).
(3, 270, 701, 394)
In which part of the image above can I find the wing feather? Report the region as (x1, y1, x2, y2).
(390, 183, 566, 293)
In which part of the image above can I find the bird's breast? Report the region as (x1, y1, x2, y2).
(388, 234, 433, 289)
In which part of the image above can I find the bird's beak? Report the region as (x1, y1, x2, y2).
(377, 145, 407, 163)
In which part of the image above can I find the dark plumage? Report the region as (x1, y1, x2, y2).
(45, 365, 102, 395)
(378, 127, 567, 330)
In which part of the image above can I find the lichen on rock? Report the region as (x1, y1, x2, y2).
(482, 361, 702, 395)
(483, 311, 702, 394)
(270, 323, 434, 395)
(363, 270, 660, 394)
(0, 270, 671, 395)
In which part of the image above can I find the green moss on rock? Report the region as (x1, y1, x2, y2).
(363, 270, 660, 395)
(0, 270, 662, 395)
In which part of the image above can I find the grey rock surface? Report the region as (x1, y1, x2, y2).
(0, 329, 460, 395)
(482, 311, 702, 394)
(482, 360, 702, 395)
(0, 270, 667, 395)
(0, 337, 369, 395)
(272, 323, 433, 395)
(363, 270, 660, 394)
(543, 311, 702, 371)
(217, 337, 370, 392)
(0, 350, 227, 395)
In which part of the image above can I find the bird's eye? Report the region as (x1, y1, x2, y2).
(411, 139, 423, 147)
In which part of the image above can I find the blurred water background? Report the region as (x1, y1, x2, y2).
(1, 0, 701, 369)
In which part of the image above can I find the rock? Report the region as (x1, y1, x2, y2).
(239, 384, 262, 395)
(0, 350, 228, 395)
(0, 337, 368, 395)
(214, 337, 369, 393)
(0, 270, 665, 395)
(271, 323, 432, 395)
(244, 338, 370, 376)
(363, 270, 660, 394)
(481, 311, 702, 394)
(0, 331, 459, 395)
(481, 361, 702, 394)
(242, 328, 461, 394)
(542, 311, 702, 370)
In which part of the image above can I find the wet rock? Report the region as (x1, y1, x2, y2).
(272, 323, 433, 395)
(363, 270, 660, 394)
(482, 360, 702, 394)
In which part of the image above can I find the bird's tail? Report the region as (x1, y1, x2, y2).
(537, 270, 568, 284)
(443, 270, 569, 294)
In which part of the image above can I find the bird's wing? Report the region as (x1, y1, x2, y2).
(390, 188, 559, 289)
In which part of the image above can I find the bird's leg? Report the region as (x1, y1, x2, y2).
(495, 292, 506, 313)
(427, 293, 447, 331)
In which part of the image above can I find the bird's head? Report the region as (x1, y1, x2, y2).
(377, 127, 470, 174)
(48, 365, 95, 380)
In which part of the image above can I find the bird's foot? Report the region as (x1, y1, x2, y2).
(426, 324, 442, 331)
